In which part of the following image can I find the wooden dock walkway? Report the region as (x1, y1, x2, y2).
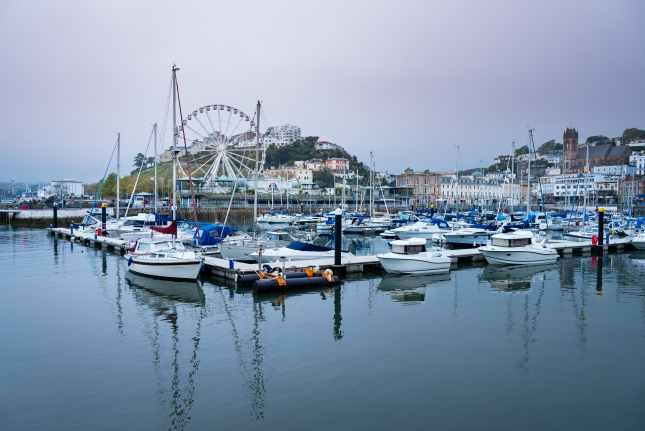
(48, 227, 129, 254)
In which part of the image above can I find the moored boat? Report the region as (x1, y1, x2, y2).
(479, 230, 558, 266)
(377, 238, 451, 275)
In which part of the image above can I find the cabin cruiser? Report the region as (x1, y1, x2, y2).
(442, 227, 492, 247)
(377, 238, 452, 275)
(479, 230, 558, 266)
(126, 237, 203, 280)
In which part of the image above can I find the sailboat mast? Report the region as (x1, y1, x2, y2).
(254, 100, 261, 226)
(171, 65, 179, 222)
(116, 132, 120, 220)
(153, 123, 158, 213)
(510, 140, 515, 213)
(526, 131, 532, 213)
(369, 151, 374, 217)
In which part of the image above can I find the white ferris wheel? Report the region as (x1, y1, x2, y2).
(176, 104, 264, 184)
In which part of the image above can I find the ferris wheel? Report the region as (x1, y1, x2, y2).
(177, 104, 264, 184)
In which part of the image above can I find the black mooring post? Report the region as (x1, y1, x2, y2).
(101, 203, 107, 232)
(52, 203, 58, 228)
(592, 207, 605, 256)
(595, 256, 603, 295)
(597, 207, 604, 247)
(334, 207, 342, 266)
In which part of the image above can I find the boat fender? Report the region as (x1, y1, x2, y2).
(322, 269, 334, 282)
(304, 267, 315, 277)
(275, 276, 287, 287)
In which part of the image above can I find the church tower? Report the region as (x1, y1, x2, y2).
(563, 128, 579, 173)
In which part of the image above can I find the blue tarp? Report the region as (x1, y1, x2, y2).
(192, 223, 235, 246)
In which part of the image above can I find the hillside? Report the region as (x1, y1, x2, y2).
(265, 136, 371, 182)
(88, 137, 373, 197)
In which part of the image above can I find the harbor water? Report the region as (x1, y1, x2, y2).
(2, 227, 645, 430)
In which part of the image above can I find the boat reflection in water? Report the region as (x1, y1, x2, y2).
(124, 272, 206, 431)
(125, 272, 205, 304)
(377, 273, 451, 303)
(480, 264, 554, 292)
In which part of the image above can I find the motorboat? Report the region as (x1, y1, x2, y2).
(250, 240, 354, 262)
(390, 221, 446, 241)
(219, 230, 293, 262)
(256, 213, 296, 229)
(479, 230, 558, 266)
(442, 227, 491, 248)
(377, 238, 452, 275)
(126, 237, 203, 280)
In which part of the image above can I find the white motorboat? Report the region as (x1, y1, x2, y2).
(125, 272, 205, 303)
(479, 230, 558, 266)
(631, 232, 645, 250)
(256, 213, 296, 229)
(392, 222, 446, 240)
(442, 227, 492, 247)
(377, 238, 452, 275)
(219, 231, 292, 262)
(127, 237, 203, 280)
(251, 241, 354, 262)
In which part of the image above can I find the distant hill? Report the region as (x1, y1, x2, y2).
(265, 137, 371, 183)
(623, 128, 645, 143)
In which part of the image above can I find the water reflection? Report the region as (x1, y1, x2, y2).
(377, 273, 451, 303)
(480, 264, 552, 292)
(125, 273, 206, 431)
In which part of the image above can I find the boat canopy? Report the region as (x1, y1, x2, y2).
(391, 238, 427, 254)
(491, 231, 534, 248)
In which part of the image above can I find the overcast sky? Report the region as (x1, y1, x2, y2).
(1, 0, 644, 182)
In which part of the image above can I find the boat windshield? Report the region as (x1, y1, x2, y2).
(492, 237, 532, 247)
(392, 243, 426, 254)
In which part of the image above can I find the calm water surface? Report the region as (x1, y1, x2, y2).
(2, 228, 645, 430)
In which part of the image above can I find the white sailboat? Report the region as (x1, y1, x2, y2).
(126, 65, 202, 281)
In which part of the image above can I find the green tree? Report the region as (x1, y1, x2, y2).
(515, 145, 529, 156)
(313, 169, 336, 188)
(537, 140, 563, 154)
(622, 128, 645, 143)
(133, 152, 145, 170)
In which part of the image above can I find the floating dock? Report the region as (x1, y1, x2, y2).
(48, 227, 636, 285)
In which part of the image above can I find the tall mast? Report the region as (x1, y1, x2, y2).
(355, 169, 359, 212)
(153, 122, 158, 213)
(369, 151, 375, 217)
(510, 140, 515, 212)
(526, 131, 532, 213)
(116, 132, 120, 220)
(171, 64, 179, 222)
(254, 100, 261, 226)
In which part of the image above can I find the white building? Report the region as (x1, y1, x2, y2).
(592, 165, 635, 176)
(629, 152, 645, 176)
(50, 180, 84, 197)
(439, 175, 518, 205)
(315, 141, 344, 151)
(263, 167, 313, 184)
(264, 124, 301, 147)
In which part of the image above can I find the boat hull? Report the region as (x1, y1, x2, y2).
(479, 248, 558, 266)
(128, 257, 202, 280)
(377, 253, 451, 275)
(632, 240, 645, 250)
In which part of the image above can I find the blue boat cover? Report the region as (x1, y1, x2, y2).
(287, 241, 333, 252)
